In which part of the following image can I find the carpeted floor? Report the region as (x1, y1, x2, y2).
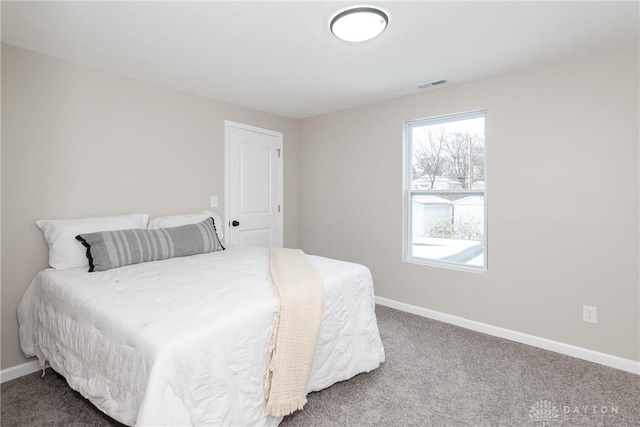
(2, 305, 639, 426)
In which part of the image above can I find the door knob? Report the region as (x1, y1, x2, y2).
(232, 220, 240, 227)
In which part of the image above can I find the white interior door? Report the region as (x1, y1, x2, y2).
(225, 121, 283, 247)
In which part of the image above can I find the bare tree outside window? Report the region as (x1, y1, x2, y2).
(412, 127, 448, 189)
(412, 124, 484, 191)
(443, 131, 484, 189)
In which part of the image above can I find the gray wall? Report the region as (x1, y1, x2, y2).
(1, 45, 299, 369)
(298, 48, 640, 362)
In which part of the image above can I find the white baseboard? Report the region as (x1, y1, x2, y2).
(375, 296, 640, 375)
(0, 360, 41, 383)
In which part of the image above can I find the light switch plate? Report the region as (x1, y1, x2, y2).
(210, 196, 218, 208)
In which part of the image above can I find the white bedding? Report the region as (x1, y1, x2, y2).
(18, 245, 385, 426)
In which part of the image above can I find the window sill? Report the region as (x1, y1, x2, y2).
(403, 256, 488, 274)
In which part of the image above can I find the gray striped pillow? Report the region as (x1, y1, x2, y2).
(76, 218, 224, 272)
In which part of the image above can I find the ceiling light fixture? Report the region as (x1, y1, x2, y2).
(330, 6, 389, 42)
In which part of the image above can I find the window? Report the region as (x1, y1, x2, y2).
(404, 110, 487, 271)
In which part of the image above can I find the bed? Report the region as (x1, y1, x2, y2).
(18, 244, 385, 426)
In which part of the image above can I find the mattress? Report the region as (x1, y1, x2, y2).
(18, 245, 385, 426)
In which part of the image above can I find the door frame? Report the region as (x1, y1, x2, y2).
(224, 120, 284, 246)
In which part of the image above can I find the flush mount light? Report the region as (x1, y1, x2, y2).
(330, 6, 389, 42)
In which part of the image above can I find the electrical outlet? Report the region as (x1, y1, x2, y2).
(583, 305, 597, 324)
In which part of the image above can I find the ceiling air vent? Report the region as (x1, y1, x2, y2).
(415, 79, 448, 90)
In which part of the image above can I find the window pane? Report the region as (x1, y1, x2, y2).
(410, 193, 485, 267)
(411, 116, 485, 191)
(406, 112, 486, 270)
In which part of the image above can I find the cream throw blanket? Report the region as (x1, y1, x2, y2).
(265, 248, 324, 416)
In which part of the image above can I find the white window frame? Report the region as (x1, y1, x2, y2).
(402, 110, 488, 273)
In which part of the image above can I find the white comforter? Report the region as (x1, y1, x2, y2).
(18, 246, 385, 426)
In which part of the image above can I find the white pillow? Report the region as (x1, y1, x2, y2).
(148, 211, 224, 240)
(37, 213, 149, 270)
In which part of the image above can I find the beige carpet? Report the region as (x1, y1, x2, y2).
(2, 305, 639, 426)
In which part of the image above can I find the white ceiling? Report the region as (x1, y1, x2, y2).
(2, 1, 638, 119)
